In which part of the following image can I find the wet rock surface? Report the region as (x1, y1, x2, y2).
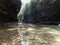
(0, 23, 21, 45)
(0, 23, 60, 45)
(18, 24, 60, 45)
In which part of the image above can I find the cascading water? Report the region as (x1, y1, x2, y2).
(17, 0, 59, 45)
(17, 0, 31, 45)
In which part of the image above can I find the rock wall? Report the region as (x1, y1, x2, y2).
(0, 0, 21, 23)
(18, 0, 60, 24)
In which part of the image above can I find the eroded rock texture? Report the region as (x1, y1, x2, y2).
(0, 0, 21, 23)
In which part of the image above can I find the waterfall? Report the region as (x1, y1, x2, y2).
(17, 0, 31, 24)
(17, 0, 31, 45)
(17, 0, 57, 45)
